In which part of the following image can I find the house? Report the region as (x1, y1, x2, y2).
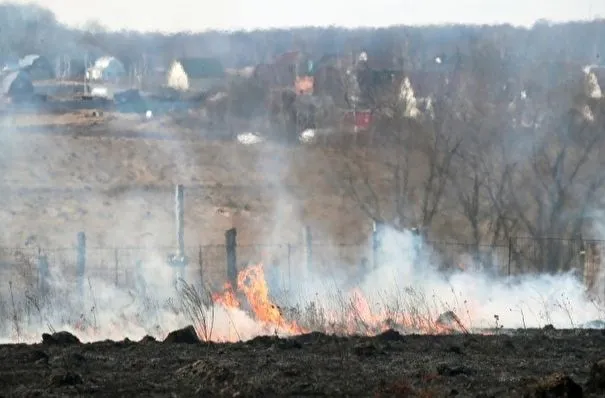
(18, 54, 55, 80)
(272, 51, 313, 88)
(355, 55, 405, 106)
(312, 54, 349, 106)
(2, 70, 34, 99)
(166, 57, 225, 92)
(86, 56, 127, 82)
(254, 51, 314, 90)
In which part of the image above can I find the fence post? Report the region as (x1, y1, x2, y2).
(303, 226, 312, 273)
(114, 248, 119, 287)
(198, 245, 204, 286)
(76, 232, 86, 298)
(372, 220, 384, 269)
(507, 237, 513, 277)
(37, 248, 49, 296)
(287, 243, 292, 292)
(175, 184, 185, 259)
(225, 228, 237, 286)
(169, 184, 187, 286)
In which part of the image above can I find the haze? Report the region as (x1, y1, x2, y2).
(8, 0, 605, 32)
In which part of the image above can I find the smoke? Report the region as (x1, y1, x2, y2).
(0, 216, 603, 344)
(277, 226, 604, 331)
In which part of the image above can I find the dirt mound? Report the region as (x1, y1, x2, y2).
(587, 359, 605, 392)
(163, 325, 200, 344)
(41, 331, 81, 345)
(524, 372, 583, 397)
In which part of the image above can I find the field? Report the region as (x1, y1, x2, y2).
(2, 110, 605, 397)
(1, 327, 604, 397)
(0, 110, 372, 250)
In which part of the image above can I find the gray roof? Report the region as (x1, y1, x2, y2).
(19, 54, 42, 68)
(177, 58, 225, 79)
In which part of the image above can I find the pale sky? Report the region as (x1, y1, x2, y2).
(10, 0, 605, 32)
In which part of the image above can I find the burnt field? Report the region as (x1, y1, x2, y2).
(1, 327, 604, 397)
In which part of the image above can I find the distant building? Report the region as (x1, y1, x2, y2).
(1, 70, 34, 99)
(312, 54, 348, 106)
(18, 54, 54, 81)
(86, 56, 127, 82)
(166, 57, 225, 92)
(254, 51, 314, 91)
(355, 55, 405, 106)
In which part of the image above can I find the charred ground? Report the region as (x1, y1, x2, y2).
(1, 327, 604, 397)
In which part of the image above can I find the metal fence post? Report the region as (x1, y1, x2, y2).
(168, 184, 187, 286)
(226, 228, 237, 286)
(176, 184, 185, 260)
(198, 245, 204, 286)
(372, 220, 384, 269)
(37, 248, 49, 296)
(114, 248, 119, 287)
(76, 232, 86, 299)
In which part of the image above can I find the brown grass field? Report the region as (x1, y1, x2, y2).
(0, 111, 373, 249)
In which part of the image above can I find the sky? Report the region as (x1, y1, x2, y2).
(9, 0, 605, 33)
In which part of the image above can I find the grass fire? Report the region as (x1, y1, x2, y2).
(3, 1, 605, 396)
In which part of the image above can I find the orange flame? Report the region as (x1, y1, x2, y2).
(212, 263, 306, 335)
(57, 262, 470, 344)
(211, 263, 469, 337)
(212, 282, 240, 307)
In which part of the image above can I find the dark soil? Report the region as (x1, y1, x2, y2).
(1, 327, 604, 397)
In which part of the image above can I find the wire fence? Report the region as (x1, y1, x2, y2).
(0, 236, 602, 293)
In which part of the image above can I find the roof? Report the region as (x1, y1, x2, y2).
(2, 70, 32, 95)
(176, 58, 224, 79)
(19, 54, 42, 68)
(93, 56, 124, 70)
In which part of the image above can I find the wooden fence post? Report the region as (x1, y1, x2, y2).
(76, 232, 86, 298)
(225, 228, 237, 286)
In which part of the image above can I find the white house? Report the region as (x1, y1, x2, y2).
(86, 56, 126, 82)
(166, 57, 225, 92)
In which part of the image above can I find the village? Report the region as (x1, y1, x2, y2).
(0, 50, 451, 142)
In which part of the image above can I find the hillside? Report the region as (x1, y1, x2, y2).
(0, 112, 373, 251)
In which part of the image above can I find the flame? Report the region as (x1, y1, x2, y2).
(10, 262, 471, 345)
(211, 263, 468, 338)
(213, 263, 306, 335)
(212, 282, 240, 307)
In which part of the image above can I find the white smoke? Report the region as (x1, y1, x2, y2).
(281, 226, 604, 331)
(1, 222, 603, 345)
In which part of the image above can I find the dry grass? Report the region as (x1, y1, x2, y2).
(0, 112, 375, 250)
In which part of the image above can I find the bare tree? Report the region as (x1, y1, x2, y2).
(331, 73, 462, 234)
